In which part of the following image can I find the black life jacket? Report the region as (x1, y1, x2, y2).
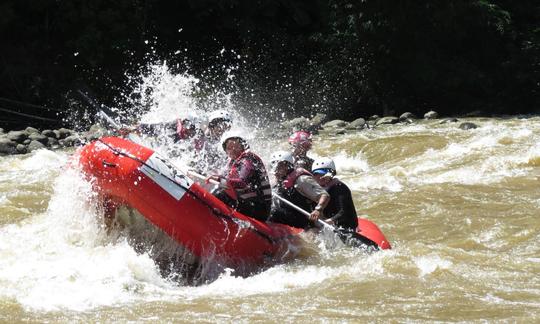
(323, 179, 358, 230)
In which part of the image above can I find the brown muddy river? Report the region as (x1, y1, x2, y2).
(1, 116, 539, 322)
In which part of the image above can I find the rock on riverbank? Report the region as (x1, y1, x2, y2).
(0, 125, 107, 156)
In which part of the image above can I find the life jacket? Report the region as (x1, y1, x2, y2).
(277, 168, 316, 212)
(323, 178, 358, 230)
(176, 119, 190, 140)
(226, 150, 272, 204)
(175, 119, 205, 150)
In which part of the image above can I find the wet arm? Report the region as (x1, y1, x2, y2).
(137, 121, 176, 135)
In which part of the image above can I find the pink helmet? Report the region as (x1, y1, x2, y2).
(288, 131, 312, 146)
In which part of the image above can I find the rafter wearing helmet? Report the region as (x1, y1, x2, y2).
(205, 131, 272, 221)
(205, 110, 233, 144)
(288, 130, 314, 171)
(311, 157, 358, 230)
(268, 150, 330, 229)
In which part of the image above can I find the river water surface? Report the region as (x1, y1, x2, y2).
(1, 114, 539, 322)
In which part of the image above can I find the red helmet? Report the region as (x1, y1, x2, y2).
(288, 131, 312, 146)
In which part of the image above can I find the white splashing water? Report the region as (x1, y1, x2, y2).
(414, 255, 452, 277)
(130, 63, 203, 123)
(0, 158, 389, 311)
(0, 67, 393, 312)
(121, 63, 264, 171)
(340, 119, 540, 192)
(0, 158, 175, 311)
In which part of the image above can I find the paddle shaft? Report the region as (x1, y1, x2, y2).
(188, 169, 221, 185)
(192, 171, 331, 230)
(78, 90, 126, 131)
(97, 110, 122, 129)
(276, 194, 382, 249)
(274, 194, 334, 230)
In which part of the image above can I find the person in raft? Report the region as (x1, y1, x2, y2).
(288, 130, 315, 171)
(204, 110, 233, 144)
(268, 151, 330, 228)
(206, 132, 272, 221)
(198, 110, 234, 172)
(119, 115, 205, 149)
(311, 157, 358, 231)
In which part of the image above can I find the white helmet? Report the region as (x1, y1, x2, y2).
(220, 130, 247, 150)
(209, 110, 232, 124)
(185, 113, 206, 127)
(181, 114, 204, 130)
(269, 151, 294, 168)
(312, 157, 336, 175)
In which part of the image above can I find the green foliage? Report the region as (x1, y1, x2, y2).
(0, 0, 538, 127)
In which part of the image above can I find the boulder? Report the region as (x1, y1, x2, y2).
(440, 118, 459, 124)
(28, 133, 49, 145)
(323, 119, 348, 128)
(16, 144, 27, 154)
(83, 128, 106, 141)
(368, 115, 380, 121)
(459, 122, 479, 130)
(345, 118, 366, 130)
(25, 127, 40, 134)
(42, 129, 57, 138)
(57, 128, 73, 139)
(89, 124, 106, 132)
(47, 137, 59, 148)
(62, 134, 81, 147)
(309, 113, 328, 129)
(0, 138, 16, 155)
(375, 116, 399, 126)
(53, 130, 62, 139)
(7, 130, 29, 143)
(424, 110, 439, 119)
(399, 112, 416, 121)
(23, 139, 31, 145)
(27, 140, 46, 152)
(281, 117, 310, 132)
(462, 110, 485, 117)
(0, 128, 4, 134)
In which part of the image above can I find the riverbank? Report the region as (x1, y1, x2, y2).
(0, 109, 487, 156)
(0, 125, 107, 156)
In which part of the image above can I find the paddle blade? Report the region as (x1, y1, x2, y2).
(357, 217, 391, 250)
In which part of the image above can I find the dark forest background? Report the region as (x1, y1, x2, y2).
(0, 0, 538, 129)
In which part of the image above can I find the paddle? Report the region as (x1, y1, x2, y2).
(273, 194, 381, 250)
(77, 90, 121, 125)
(185, 168, 385, 249)
(76, 90, 137, 135)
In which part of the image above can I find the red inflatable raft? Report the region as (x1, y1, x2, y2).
(77, 137, 390, 271)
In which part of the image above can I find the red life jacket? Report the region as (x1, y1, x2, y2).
(226, 150, 272, 203)
(282, 168, 313, 189)
(276, 168, 316, 214)
(175, 119, 190, 140)
(175, 119, 205, 150)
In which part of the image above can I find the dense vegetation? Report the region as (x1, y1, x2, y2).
(1, 0, 538, 128)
